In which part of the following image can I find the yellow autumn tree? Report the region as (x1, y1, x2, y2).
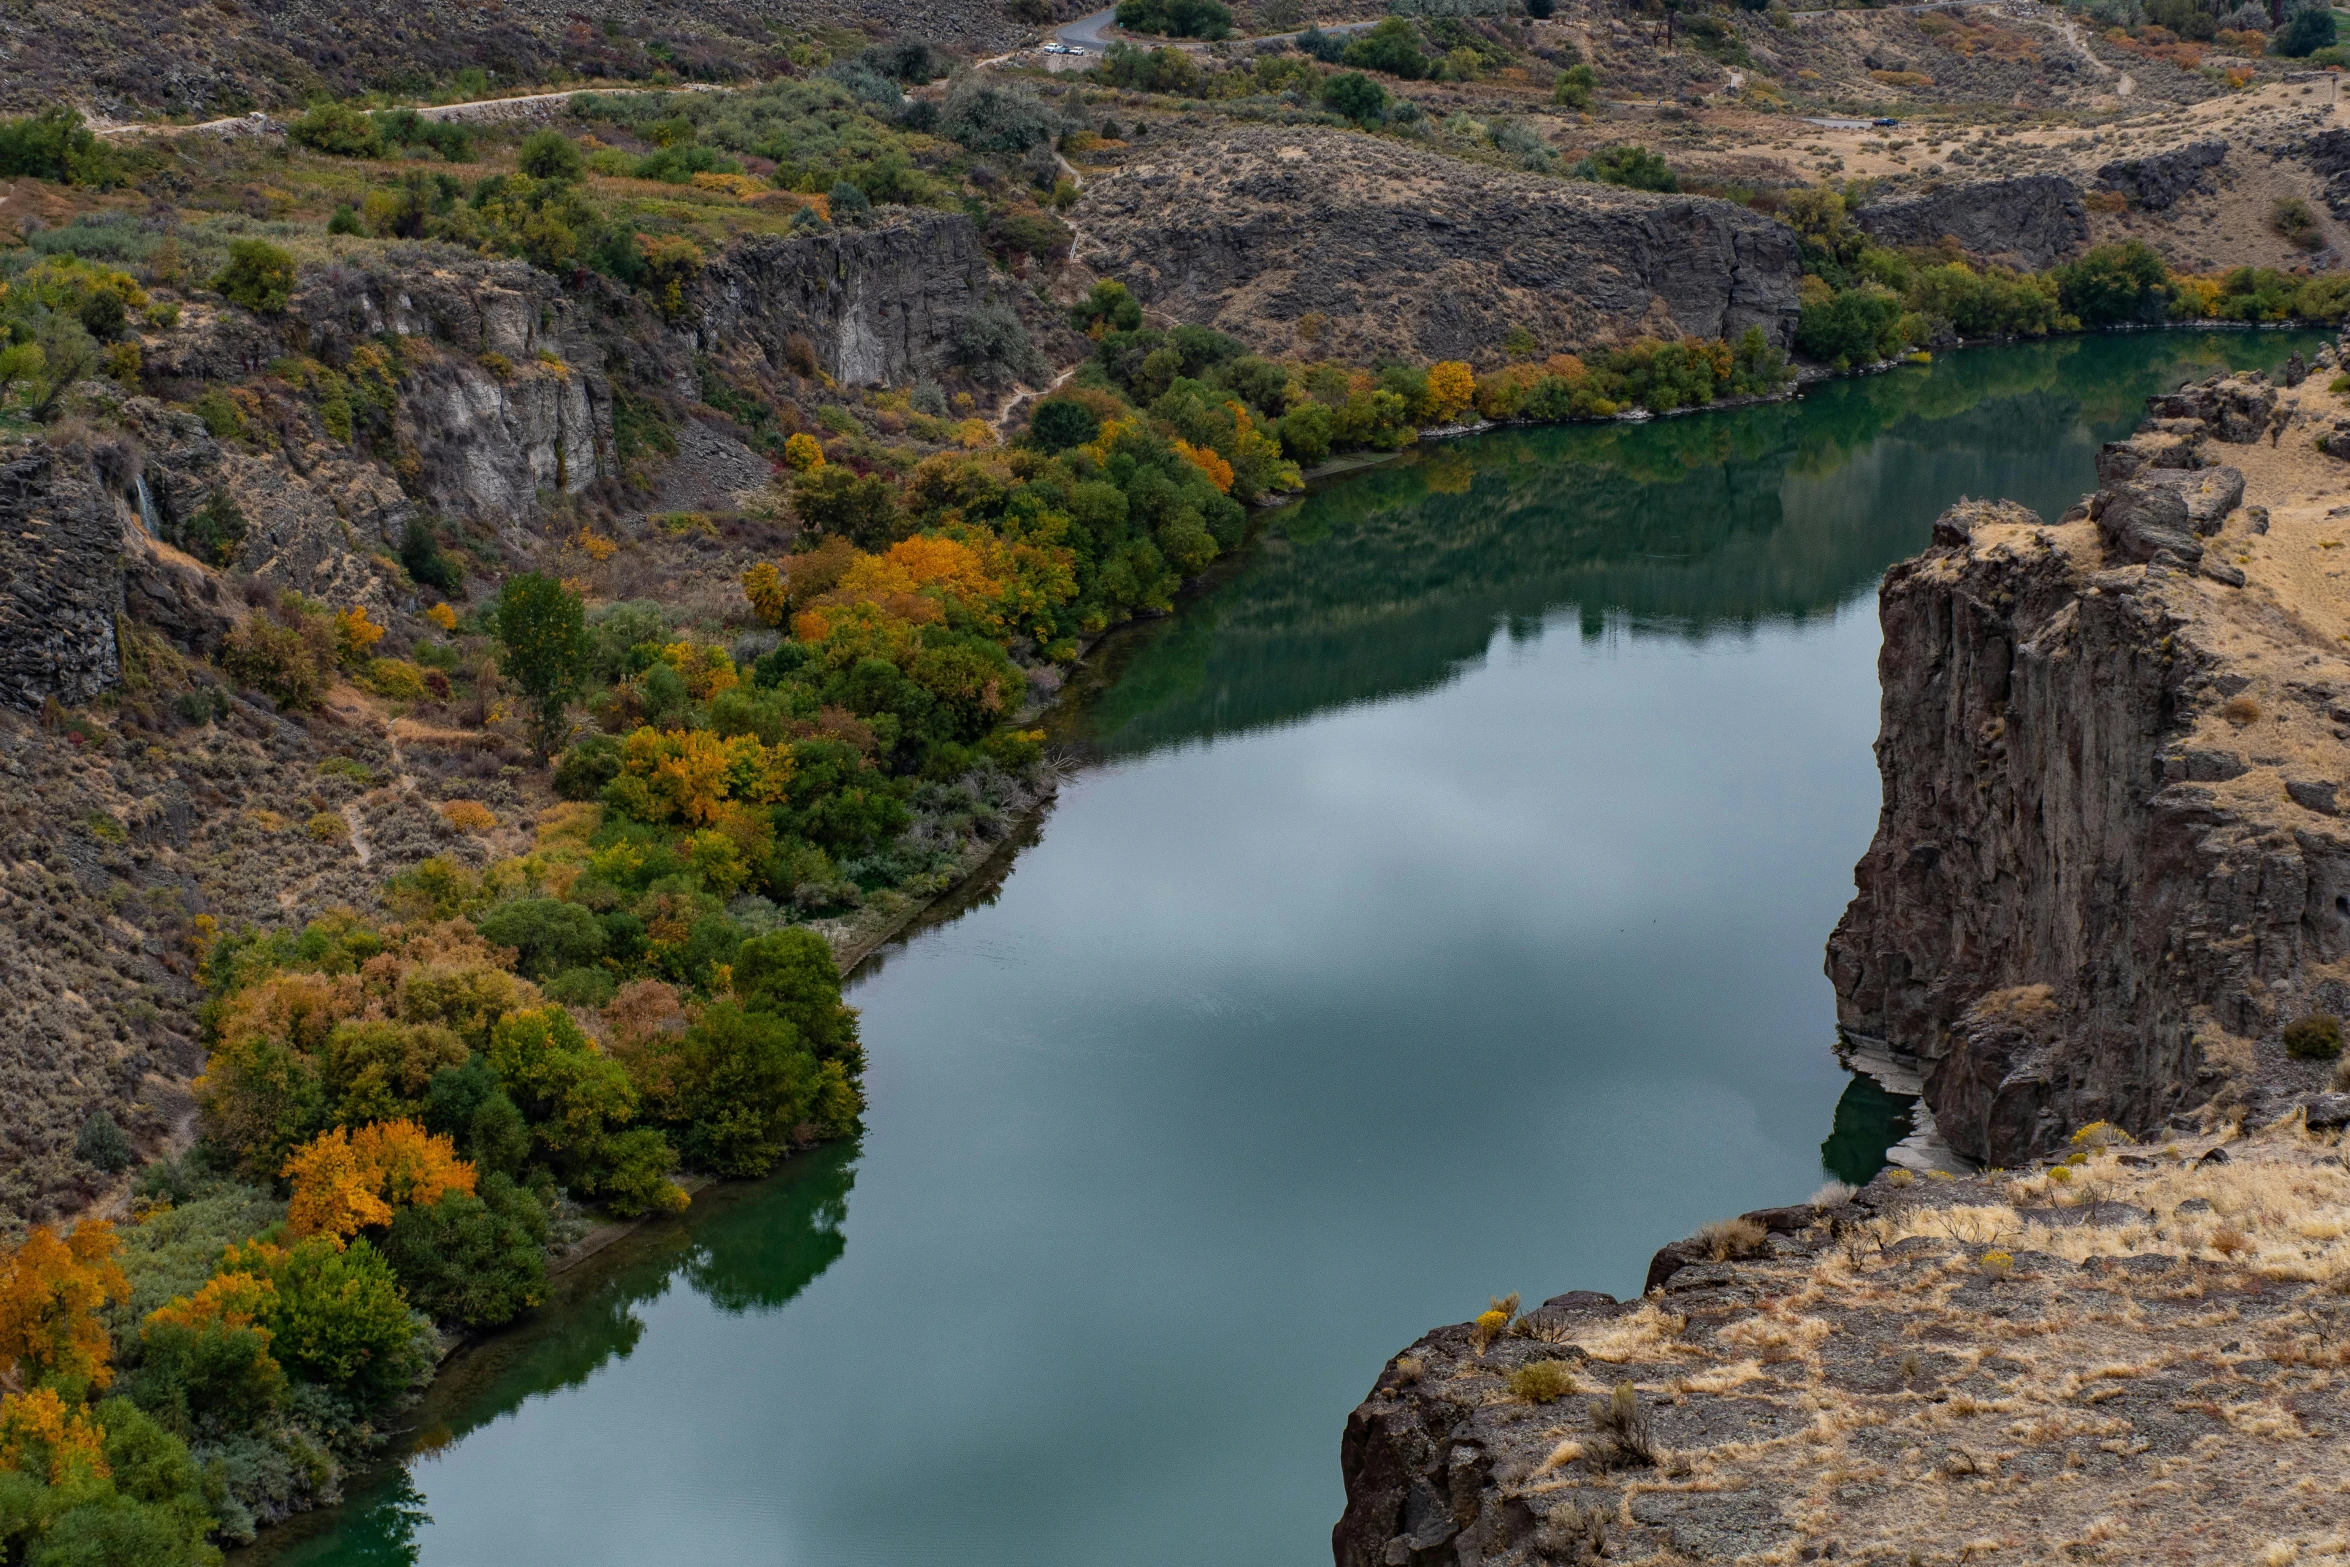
(145, 1268, 277, 1335)
(605, 728, 793, 827)
(0, 1222, 130, 1390)
(283, 1119, 476, 1242)
(335, 605, 386, 667)
(0, 1389, 107, 1483)
(1427, 361, 1477, 423)
(782, 432, 825, 472)
(656, 642, 739, 701)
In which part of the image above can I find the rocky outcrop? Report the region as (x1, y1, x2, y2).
(1336, 1118, 2350, 1566)
(1828, 367, 2350, 1164)
(2095, 138, 2228, 211)
(0, 442, 123, 711)
(1073, 124, 1803, 368)
(691, 212, 1005, 387)
(1853, 175, 2088, 270)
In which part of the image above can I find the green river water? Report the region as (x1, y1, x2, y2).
(259, 330, 2322, 1567)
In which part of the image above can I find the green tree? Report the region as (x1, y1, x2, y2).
(645, 1002, 817, 1176)
(2053, 240, 2172, 327)
(211, 240, 297, 317)
(257, 1237, 426, 1410)
(2275, 5, 2337, 54)
(496, 572, 585, 760)
(1796, 283, 1905, 369)
(0, 106, 119, 186)
(733, 930, 862, 1066)
(1322, 71, 1389, 126)
(473, 897, 607, 979)
(517, 129, 584, 181)
(794, 466, 904, 548)
(1553, 63, 1599, 111)
(1028, 398, 1100, 452)
(1342, 17, 1429, 78)
(377, 1175, 549, 1328)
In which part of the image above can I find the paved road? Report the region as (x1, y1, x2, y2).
(1050, 5, 1376, 56)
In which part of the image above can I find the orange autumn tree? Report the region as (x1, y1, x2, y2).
(0, 1222, 130, 1390)
(0, 1388, 107, 1483)
(283, 1120, 477, 1243)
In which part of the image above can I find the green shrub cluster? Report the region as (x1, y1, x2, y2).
(1114, 0, 1233, 38)
(1784, 187, 2350, 368)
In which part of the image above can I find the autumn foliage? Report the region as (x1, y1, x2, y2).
(284, 1120, 478, 1242)
(0, 1222, 129, 1390)
(0, 1388, 107, 1482)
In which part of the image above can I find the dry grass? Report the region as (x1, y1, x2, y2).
(1443, 1121, 2350, 1565)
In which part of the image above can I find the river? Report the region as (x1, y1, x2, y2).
(260, 330, 2323, 1567)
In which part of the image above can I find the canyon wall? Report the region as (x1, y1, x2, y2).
(1073, 123, 1805, 369)
(1829, 365, 2350, 1165)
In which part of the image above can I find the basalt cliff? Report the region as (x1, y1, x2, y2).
(1830, 352, 2350, 1166)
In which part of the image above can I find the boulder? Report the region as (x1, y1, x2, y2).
(2146, 374, 2276, 443)
(2095, 139, 2227, 211)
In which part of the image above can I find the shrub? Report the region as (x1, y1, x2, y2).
(360, 658, 427, 701)
(518, 129, 585, 181)
(0, 107, 118, 186)
(218, 619, 328, 710)
(400, 520, 463, 594)
(304, 812, 347, 843)
(1322, 71, 1389, 126)
(2284, 1013, 2343, 1060)
(553, 734, 624, 800)
(1574, 143, 1678, 192)
(1342, 17, 1429, 77)
(1697, 1215, 1768, 1261)
(288, 102, 384, 158)
(1297, 25, 1349, 61)
(211, 240, 298, 317)
(1507, 1360, 1577, 1404)
(376, 1175, 548, 1328)
(74, 1112, 133, 1175)
(941, 79, 1060, 154)
(1588, 1381, 1657, 1468)
(437, 799, 496, 832)
(950, 302, 1046, 385)
(2272, 196, 2324, 252)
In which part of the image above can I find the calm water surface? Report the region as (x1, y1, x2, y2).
(268, 332, 2321, 1567)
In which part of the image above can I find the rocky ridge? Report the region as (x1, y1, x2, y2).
(1335, 1108, 2350, 1566)
(1071, 123, 1804, 369)
(1830, 350, 2350, 1166)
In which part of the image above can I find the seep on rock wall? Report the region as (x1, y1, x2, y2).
(1829, 356, 2350, 1166)
(691, 210, 1016, 387)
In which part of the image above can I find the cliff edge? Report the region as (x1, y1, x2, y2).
(1831, 349, 2350, 1166)
(1335, 1106, 2350, 1565)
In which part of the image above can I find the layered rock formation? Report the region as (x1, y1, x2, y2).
(1829, 362, 2350, 1165)
(0, 441, 124, 711)
(692, 212, 1011, 387)
(1073, 124, 1804, 368)
(1335, 1112, 2350, 1566)
(1853, 174, 2089, 270)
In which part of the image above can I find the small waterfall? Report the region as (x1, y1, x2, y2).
(130, 474, 162, 539)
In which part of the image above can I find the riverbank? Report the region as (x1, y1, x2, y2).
(1335, 1098, 2350, 1566)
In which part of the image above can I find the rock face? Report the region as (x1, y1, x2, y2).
(1853, 175, 2089, 270)
(691, 212, 1004, 387)
(1336, 1120, 2350, 1566)
(0, 443, 122, 711)
(1828, 369, 2350, 1165)
(2096, 138, 2228, 211)
(1074, 125, 1803, 368)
